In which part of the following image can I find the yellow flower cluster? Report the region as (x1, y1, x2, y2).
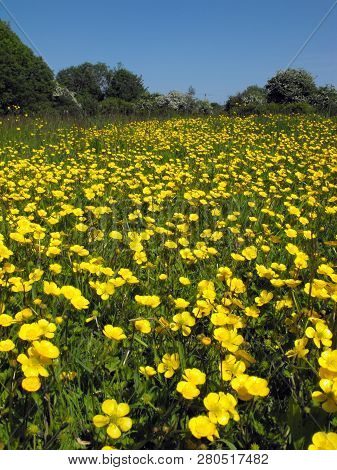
(1, 114, 337, 449)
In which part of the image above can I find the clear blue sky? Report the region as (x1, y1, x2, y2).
(1, 0, 336, 103)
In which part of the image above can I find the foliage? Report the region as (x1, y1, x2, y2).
(56, 62, 111, 101)
(0, 22, 334, 119)
(0, 115, 337, 450)
(154, 91, 212, 115)
(98, 97, 135, 116)
(225, 70, 336, 117)
(0, 20, 55, 113)
(225, 85, 267, 112)
(226, 101, 315, 117)
(310, 85, 337, 117)
(107, 67, 146, 102)
(52, 83, 82, 116)
(192, 99, 213, 115)
(156, 91, 191, 112)
(265, 68, 317, 104)
(281, 102, 315, 115)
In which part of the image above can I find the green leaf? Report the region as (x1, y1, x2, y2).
(287, 396, 305, 449)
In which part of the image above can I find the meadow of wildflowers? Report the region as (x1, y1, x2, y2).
(0, 114, 337, 450)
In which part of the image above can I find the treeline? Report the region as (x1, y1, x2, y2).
(1, 19, 337, 118)
(225, 70, 337, 117)
(0, 20, 214, 117)
(54, 64, 215, 117)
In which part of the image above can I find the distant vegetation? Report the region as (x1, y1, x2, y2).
(1, 19, 337, 118)
(226, 70, 337, 117)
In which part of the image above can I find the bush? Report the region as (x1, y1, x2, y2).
(76, 93, 100, 116)
(225, 85, 267, 113)
(225, 101, 315, 117)
(226, 103, 264, 116)
(310, 85, 337, 117)
(99, 97, 135, 116)
(282, 102, 315, 114)
(155, 91, 212, 115)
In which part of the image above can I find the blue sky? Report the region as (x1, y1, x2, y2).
(1, 0, 336, 103)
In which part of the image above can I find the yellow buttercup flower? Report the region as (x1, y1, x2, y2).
(294, 251, 308, 269)
(32, 340, 60, 359)
(231, 374, 269, 400)
(220, 354, 246, 381)
(109, 231, 123, 240)
(241, 245, 257, 260)
(312, 379, 337, 412)
(0, 314, 17, 327)
(18, 323, 43, 341)
(170, 311, 195, 336)
(255, 290, 273, 306)
(49, 263, 62, 274)
(188, 415, 219, 441)
(285, 228, 297, 238)
(70, 295, 89, 310)
(309, 431, 337, 450)
(174, 298, 190, 309)
(103, 325, 126, 341)
(244, 306, 260, 318)
(17, 352, 49, 377)
(213, 327, 244, 352)
(305, 322, 332, 348)
(21, 377, 41, 392)
(135, 319, 151, 334)
(177, 368, 206, 400)
(0, 339, 15, 352)
(37, 319, 57, 339)
(157, 353, 180, 378)
(227, 278, 246, 294)
(176, 381, 200, 399)
(319, 350, 337, 372)
(43, 281, 61, 296)
(93, 399, 132, 439)
(285, 338, 309, 359)
(139, 366, 156, 377)
(135, 295, 161, 308)
(204, 392, 239, 425)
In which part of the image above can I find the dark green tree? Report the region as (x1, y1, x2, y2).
(265, 68, 317, 104)
(107, 67, 146, 102)
(56, 62, 111, 101)
(0, 20, 55, 113)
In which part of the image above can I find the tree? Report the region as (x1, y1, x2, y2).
(0, 20, 55, 113)
(225, 85, 267, 112)
(56, 62, 111, 101)
(155, 91, 212, 115)
(311, 85, 337, 116)
(156, 91, 190, 112)
(265, 68, 317, 104)
(107, 67, 146, 102)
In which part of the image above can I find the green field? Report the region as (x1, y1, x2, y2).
(1, 114, 337, 450)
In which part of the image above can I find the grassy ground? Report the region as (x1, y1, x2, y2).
(0, 114, 337, 450)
